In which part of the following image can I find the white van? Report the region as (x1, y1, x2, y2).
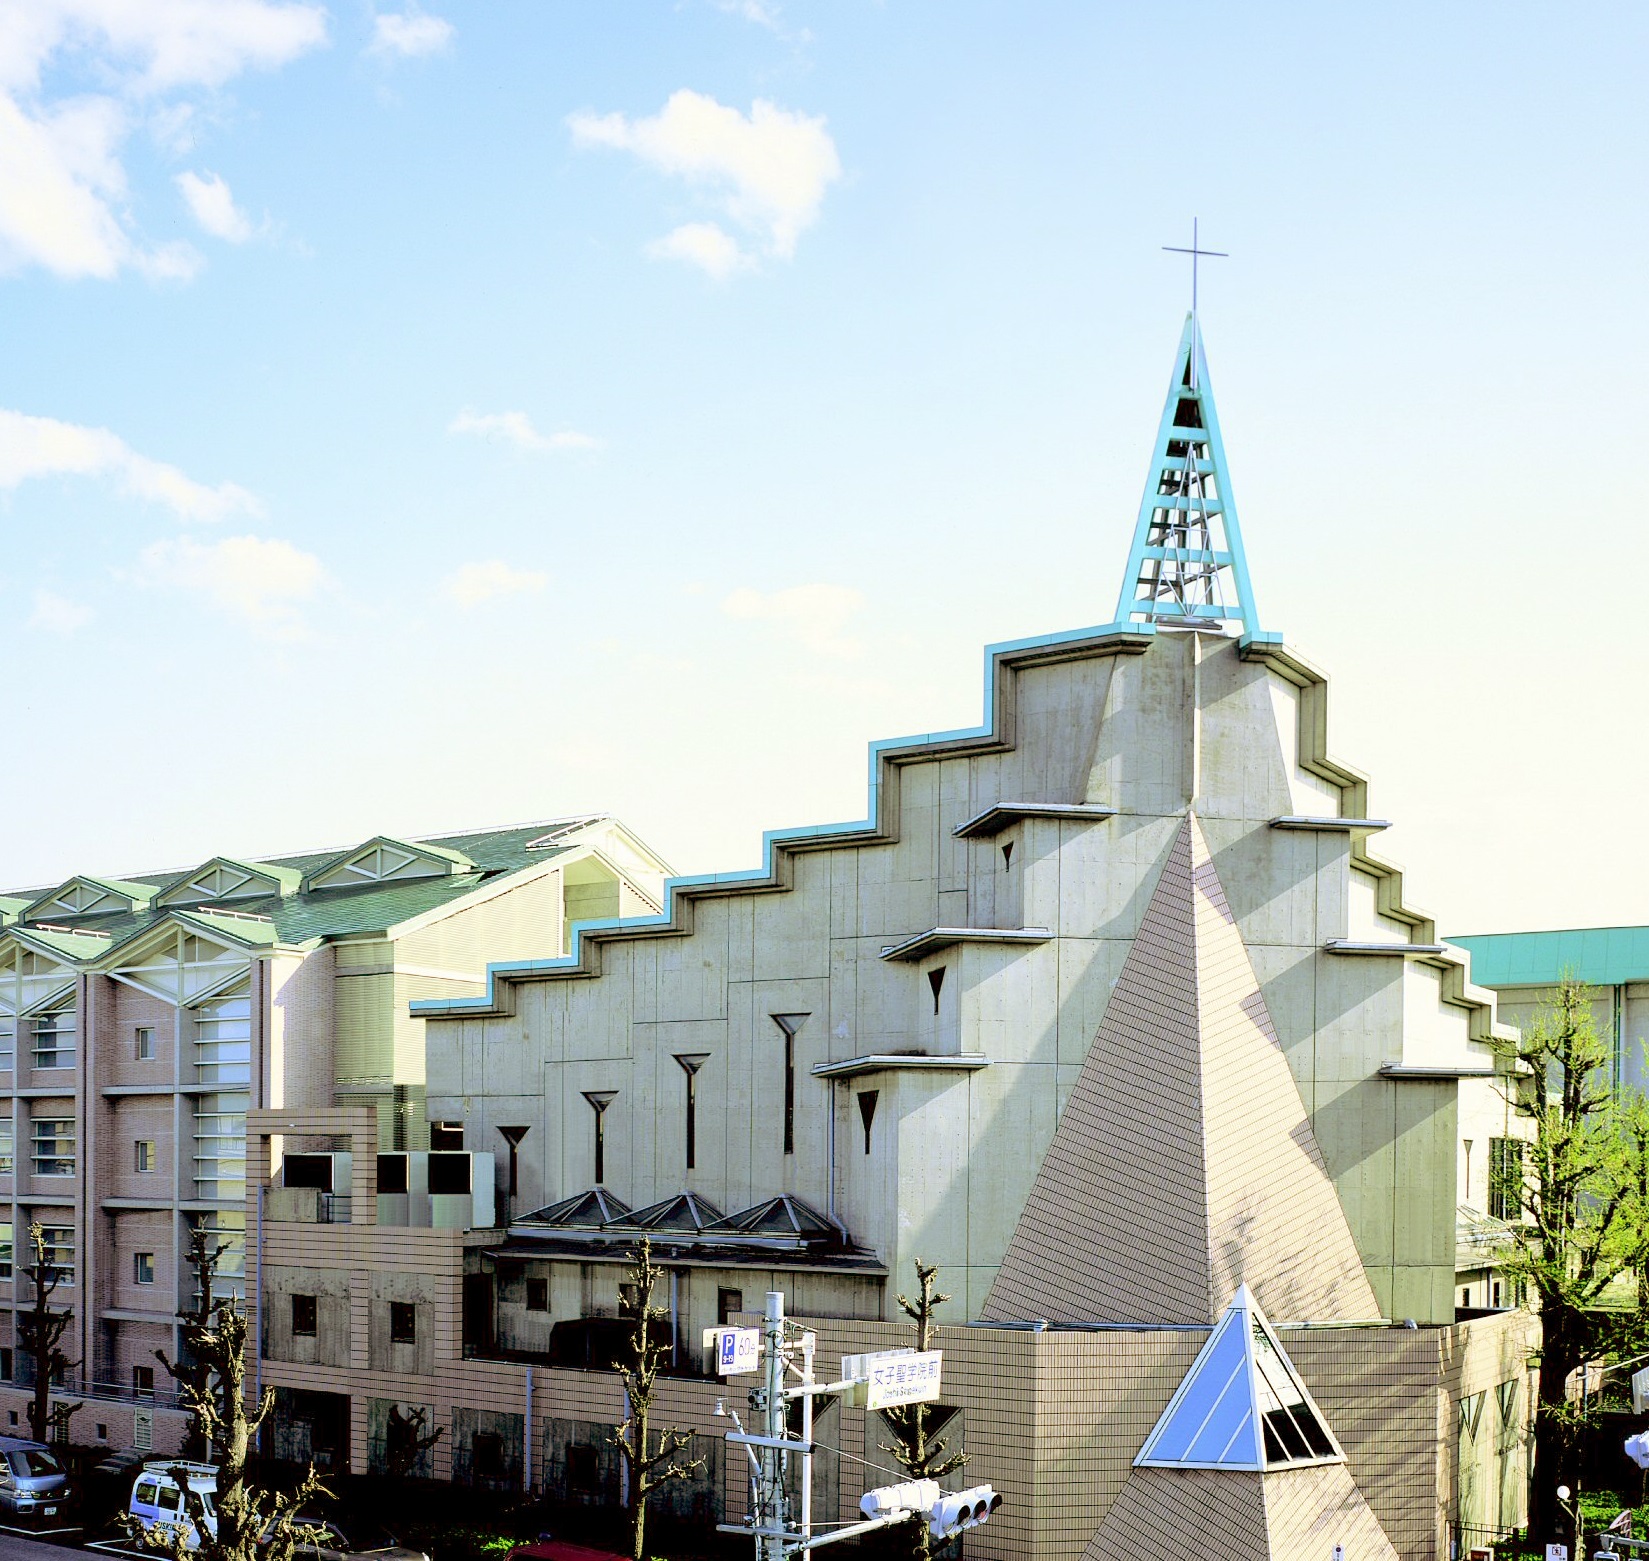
(128, 1462, 218, 1549)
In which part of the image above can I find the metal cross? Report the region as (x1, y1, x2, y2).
(1163, 218, 1227, 322)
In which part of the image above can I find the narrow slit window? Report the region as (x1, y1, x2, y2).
(772, 1016, 807, 1157)
(1001, 841, 1014, 870)
(676, 1055, 708, 1171)
(583, 1092, 616, 1185)
(858, 1090, 879, 1154)
(928, 968, 946, 1014)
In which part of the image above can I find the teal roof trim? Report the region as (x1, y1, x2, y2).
(1449, 927, 1649, 989)
(412, 619, 1171, 1017)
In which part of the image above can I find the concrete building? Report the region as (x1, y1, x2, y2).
(251, 316, 1539, 1556)
(0, 816, 667, 1452)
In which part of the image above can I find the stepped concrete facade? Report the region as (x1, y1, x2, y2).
(105, 316, 1537, 1553)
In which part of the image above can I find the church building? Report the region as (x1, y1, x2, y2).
(188, 315, 1537, 1556)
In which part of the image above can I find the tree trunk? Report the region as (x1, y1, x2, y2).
(1529, 1340, 1580, 1547)
(630, 1403, 649, 1561)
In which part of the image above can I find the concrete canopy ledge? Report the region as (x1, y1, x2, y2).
(878, 927, 1053, 961)
(1270, 815, 1391, 834)
(953, 803, 1119, 839)
(811, 1053, 991, 1081)
(1378, 1063, 1498, 1079)
(1323, 939, 1448, 958)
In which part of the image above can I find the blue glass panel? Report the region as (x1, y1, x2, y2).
(1145, 1312, 1248, 1463)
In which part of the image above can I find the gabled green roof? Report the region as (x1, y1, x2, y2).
(1, 817, 618, 964)
(300, 834, 477, 890)
(154, 856, 304, 905)
(1449, 927, 1649, 990)
(0, 897, 28, 927)
(23, 875, 156, 919)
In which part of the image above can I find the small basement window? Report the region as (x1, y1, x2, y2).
(292, 1294, 318, 1337)
(390, 1302, 417, 1344)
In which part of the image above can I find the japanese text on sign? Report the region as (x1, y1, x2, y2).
(842, 1349, 942, 1410)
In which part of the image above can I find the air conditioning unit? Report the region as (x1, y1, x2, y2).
(376, 1151, 432, 1226)
(282, 1151, 352, 1193)
(429, 1151, 495, 1229)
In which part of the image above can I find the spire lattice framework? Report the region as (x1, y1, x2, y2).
(1115, 314, 1266, 639)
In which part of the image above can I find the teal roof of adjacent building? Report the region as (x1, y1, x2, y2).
(1449, 927, 1649, 989)
(2, 819, 607, 954)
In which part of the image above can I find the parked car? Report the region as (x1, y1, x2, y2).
(0, 1436, 72, 1521)
(128, 1461, 219, 1549)
(281, 1509, 428, 1561)
(504, 1539, 628, 1561)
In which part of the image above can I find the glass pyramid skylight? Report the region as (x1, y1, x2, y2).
(1135, 1285, 1342, 1472)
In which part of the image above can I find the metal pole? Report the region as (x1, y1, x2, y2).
(798, 1330, 816, 1552)
(524, 1365, 533, 1494)
(757, 1291, 787, 1561)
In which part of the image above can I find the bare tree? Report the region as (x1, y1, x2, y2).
(610, 1240, 705, 1561)
(879, 1261, 966, 1561)
(17, 1223, 81, 1445)
(135, 1224, 326, 1561)
(384, 1404, 444, 1480)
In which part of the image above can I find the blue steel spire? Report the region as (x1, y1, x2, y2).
(1114, 314, 1267, 640)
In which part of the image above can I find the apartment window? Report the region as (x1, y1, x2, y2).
(194, 1093, 249, 1202)
(135, 1027, 155, 1061)
(0, 1017, 13, 1072)
(193, 990, 251, 1087)
(38, 1226, 74, 1286)
(32, 1118, 76, 1177)
(0, 1223, 11, 1281)
(132, 1365, 155, 1399)
(0, 1117, 12, 1175)
(525, 1278, 549, 1313)
(718, 1287, 743, 1325)
(1489, 1137, 1525, 1222)
(134, 1252, 156, 1286)
(390, 1302, 417, 1345)
(292, 1294, 318, 1337)
(0, 1349, 11, 1382)
(135, 1140, 155, 1173)
(31, 1005, 76, 1070)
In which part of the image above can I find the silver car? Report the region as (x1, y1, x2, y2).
(0, 1436, 72, 1520)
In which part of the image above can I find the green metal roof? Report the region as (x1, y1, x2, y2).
(1, 818, 604, 957)
(1448, 927, 1649, 989)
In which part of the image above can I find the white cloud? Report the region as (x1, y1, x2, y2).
(370, 8, 454, 58)
(138, 533, 326, 635)
(568, 89, 840, 269)
(175, 169, 251, 242)
(0, 408, 259, 520)
(711, 0, 782, 28)
(29, 587, 91, 633)
(720, 583, 866, 659)
(447, 409, 600, 453)
(646, 221, 750, 280)
(443, 560, 549, 609)
(0, 1, 326, 279)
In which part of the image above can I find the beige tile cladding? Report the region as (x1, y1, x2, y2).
(1082, 1466, 1271, 1560)
(981, 814, 1378, 1329)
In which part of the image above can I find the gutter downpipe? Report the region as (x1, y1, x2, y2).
(523, 1365, 534, 1494)
(826, 1081, 837, 1222)
(254, 1181, 266, 1446)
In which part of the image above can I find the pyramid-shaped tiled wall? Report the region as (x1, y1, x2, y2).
(1082, 1463, 1401, 1560)
(981, 813, 1379, 1326)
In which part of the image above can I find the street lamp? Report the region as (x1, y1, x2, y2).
(1556, 1484, 1581, 1558)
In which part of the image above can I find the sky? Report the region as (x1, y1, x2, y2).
(0, 1, 1644, 938)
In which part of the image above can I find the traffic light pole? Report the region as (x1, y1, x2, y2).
(718, 1290, 997, 1559)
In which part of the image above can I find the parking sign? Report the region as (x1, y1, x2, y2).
(703, 1326, 760, 1375)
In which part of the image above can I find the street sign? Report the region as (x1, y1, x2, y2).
(1546, 1545, 1568, 1561)
(704, 1326, 761, 1375)
(1634, 1366, 1649, 1414)
(842, 1349, 942, 1410)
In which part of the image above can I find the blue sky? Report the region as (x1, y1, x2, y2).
(1, 2, 1644, 934)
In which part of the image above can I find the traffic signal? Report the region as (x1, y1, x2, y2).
(928, 1485, 1002, 1539)
(860, 1479, 940, 1519)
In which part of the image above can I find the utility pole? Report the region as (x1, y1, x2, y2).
(713, 1289, 998, 1560)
